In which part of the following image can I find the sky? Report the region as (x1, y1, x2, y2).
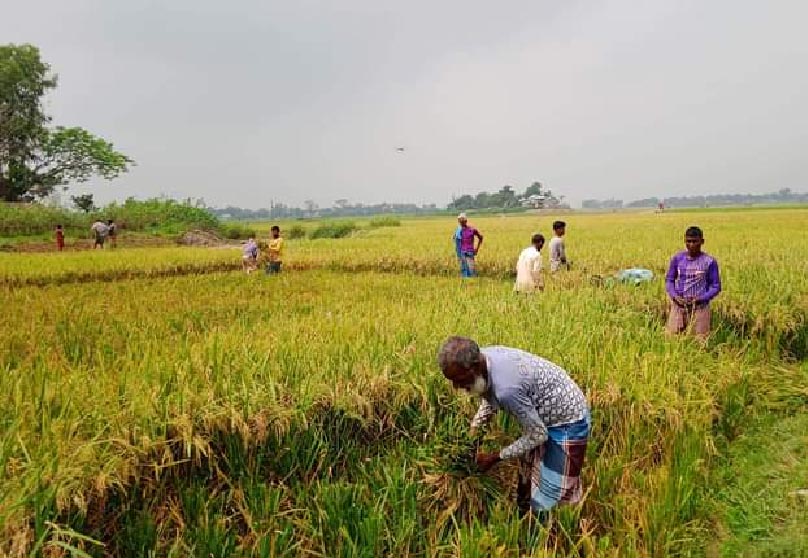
(3, 0, 807, 208)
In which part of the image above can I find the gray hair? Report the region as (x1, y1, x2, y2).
(437, 336, 481, 372)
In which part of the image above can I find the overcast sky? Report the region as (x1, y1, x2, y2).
(3, 0, 807, 208)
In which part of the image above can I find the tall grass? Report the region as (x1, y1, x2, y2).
(0, 198, 219, 238)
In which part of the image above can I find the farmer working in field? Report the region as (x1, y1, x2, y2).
(665, 226, 721, 339)
(453, 213, 483, 278)
(90, 219, 108, 249)
(548, 220, 569, 272)
(514, 233, 545, 293)
(438, 336, 590, 518)
(266, 225, 283, 274)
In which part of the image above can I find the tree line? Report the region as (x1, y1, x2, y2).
(448, 182, 566, 210)
(583, 188, 807, 209)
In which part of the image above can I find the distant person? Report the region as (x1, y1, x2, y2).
(242, 237, 258, 273)
(514, 233, 545, 293)
(438, 336, 591, 518)
(55, 224, 65, 252)
(665, 226, 722, 339)
(266, 225, 283, 274)
(90, 219, 108, 249)
(453, 213, 483, 278)
(548, 220, 570, 272)
(107, 219, 117, 249)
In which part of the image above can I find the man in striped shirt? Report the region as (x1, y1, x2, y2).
(665, 226, 722, 339)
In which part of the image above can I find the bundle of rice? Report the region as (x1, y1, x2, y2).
(417, 420, 506, 528)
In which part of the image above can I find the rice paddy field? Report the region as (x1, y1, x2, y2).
(1, 209, 806, 557)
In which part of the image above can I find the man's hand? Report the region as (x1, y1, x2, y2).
(475, 452, 501, 472)
(673, 295, 686, 306)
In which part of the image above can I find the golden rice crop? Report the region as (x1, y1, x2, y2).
(0, 208, 806, 557)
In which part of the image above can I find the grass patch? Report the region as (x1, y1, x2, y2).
(709, 363, 808, 557)
(309, 221, 358, 239)
(369, 216, 401, 228)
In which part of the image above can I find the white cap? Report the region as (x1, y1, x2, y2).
(457, 212, 467, 220)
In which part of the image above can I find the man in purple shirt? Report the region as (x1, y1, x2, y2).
(665, 226, 721, 339)
(453, 213, 483, 278)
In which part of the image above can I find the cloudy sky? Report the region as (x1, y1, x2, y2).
(3, 0, 807, 208)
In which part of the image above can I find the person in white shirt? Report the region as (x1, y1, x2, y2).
(514, 234, 545, 293)
(90, 220, 108, 249)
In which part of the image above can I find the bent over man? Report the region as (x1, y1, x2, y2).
(438, 336, 591, 517)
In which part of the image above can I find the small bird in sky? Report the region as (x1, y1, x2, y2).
(395, 147, 406, 152)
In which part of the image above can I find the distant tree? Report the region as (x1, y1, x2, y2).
(495, 185, 518, 208)
(0, 44, 133, 201)
(71, 193, 95, 212)
(474, 191, 490, 208)
(449, 194, 475, 210)
(524, 182, 543, 197)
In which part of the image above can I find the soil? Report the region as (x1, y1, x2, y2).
(2, 230, 235, 253)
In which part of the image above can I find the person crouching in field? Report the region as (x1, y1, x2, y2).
(438, 336, 591, 519)
(665, 226, 721, 339)
(266, 226, 283, 274)
(55, 224, 65, 251)
(514, 233, 545, 293)
(453, 213, 483, 278)
(242, 237, 258, 273)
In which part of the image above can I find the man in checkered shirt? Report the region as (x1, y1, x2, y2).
(438, 336, 591, 517)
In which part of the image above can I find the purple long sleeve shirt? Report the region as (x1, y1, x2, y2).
(665, 251, 721, 304)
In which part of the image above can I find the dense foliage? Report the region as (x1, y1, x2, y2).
(0, 44, 133, 201)
(0, 198, 218, 237)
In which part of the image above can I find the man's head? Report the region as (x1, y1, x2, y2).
(457, 213, 468, 227)
(271, 225, 280, 238)
(684, 226, 704, 257)
(532, 233, 545, 251)
(437, 336, 488, 395)
(107, 219, 113, 225)
(56, 224, 62, 230)
(552, 220, 566, 237)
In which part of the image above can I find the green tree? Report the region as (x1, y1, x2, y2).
(524, 181, 543, 197)
(71, 193, 95, 213)
(448, 194, 475, 210)
(495, 185, 518, 208)
(0, 44, 133, 202)
(474, 191, 490, 208)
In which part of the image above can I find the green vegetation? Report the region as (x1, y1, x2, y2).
(0, 44, 133, 202)
(286, 224, 307, 239)
(368, 216, 401, 227)
(308, 220, 358, 239)
(709, 362, 808, 558)
(220, 223, 258, 240)
(0, 198, 219, 240)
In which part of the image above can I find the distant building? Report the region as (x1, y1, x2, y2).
(520, 194, 549, 208)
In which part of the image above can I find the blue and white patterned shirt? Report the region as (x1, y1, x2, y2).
(471, 346, 588, 460)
